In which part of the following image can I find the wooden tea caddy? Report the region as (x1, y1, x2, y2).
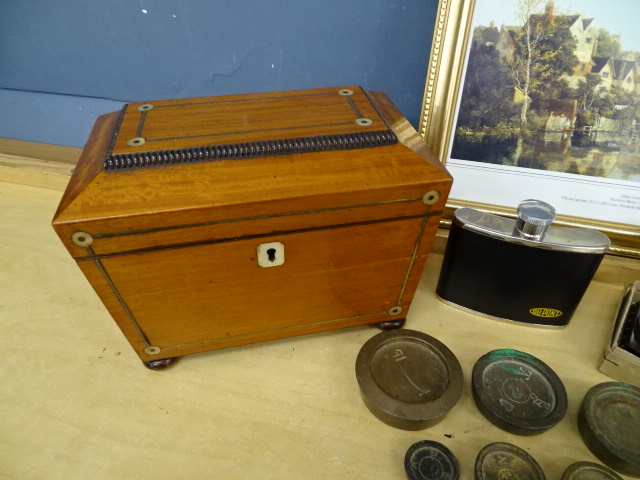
(52, 86, 452, 369)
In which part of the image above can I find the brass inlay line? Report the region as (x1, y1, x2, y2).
(130, 89, 376, 146)
(161, 311, 387, 351)
(145, 91, 344, 110)
(361, 89, 395, 132)
(143, 122, 360, 144)
(397, 205, 432, 305)
(344, 95, 364, 119)
(81, 213, 433, 261)
(136, 110, 147, 138)
(87, 245, 151, 347)
(92, 197, 425, 240)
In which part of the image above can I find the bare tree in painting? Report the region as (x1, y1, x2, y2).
(509, 0, 547, 126)
(508, 0, 577, 127)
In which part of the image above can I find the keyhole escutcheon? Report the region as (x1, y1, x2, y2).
(257, 242, 285, 268)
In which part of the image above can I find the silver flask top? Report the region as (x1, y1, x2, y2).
(453, 200, 610, 254)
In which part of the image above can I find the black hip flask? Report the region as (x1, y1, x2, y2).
(436, 200, 610, 327)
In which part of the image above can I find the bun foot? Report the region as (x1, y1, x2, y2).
(143, 357, 179, 370)
(375, 318, 406, 331)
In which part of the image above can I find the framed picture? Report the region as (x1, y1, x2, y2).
(420, 0, 640, 257)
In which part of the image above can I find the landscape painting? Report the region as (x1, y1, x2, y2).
(436, 0, 640, 232)
(443, 0, 640, 228)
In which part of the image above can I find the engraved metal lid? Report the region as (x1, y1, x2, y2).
(471, 349, 568, 435)
(453, 203, 610, 254)
(578, 382, 640, 477)
(514, 199, 556, 240)
(561, 462, 624, 480)
(404, 440, 460, 480)
(355, 329, 464, 430)
(475, 442, 546, 480)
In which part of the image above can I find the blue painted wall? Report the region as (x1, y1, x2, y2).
(0, 0, 437, 148)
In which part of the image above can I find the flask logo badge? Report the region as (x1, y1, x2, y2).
(529, 307, 563, 318)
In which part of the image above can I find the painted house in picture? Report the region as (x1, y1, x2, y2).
(474, 1, 639, 92)
(472, 1, 640, 130)
(588, 57, 638, 93)
(612, 59, 638, 93)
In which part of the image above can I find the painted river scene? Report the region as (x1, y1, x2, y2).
(451, 0, 640, 183)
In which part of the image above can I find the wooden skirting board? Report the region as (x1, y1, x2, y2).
(0, 138, 79, 190)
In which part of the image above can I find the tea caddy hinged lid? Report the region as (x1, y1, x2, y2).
(52, 86, 453, 259)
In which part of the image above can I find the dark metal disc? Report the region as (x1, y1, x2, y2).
(355, 329, 464, 430)
(471, 349, 568, 435)
(475, 442, 545, 480)
(561, 461, 624, 480)
(578, 382, 640, 477)
(404, 440, 460, 480)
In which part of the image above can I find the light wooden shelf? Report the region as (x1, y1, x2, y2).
(2, 142, 639, 480)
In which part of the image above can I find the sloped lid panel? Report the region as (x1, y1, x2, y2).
(105, 86, 397, 170)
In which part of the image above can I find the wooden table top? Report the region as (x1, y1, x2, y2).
(2, 173, 639, 480)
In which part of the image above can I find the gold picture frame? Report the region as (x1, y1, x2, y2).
(419, 0, 640, 258)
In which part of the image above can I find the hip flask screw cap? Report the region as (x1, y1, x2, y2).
(514, 199, 556, 241)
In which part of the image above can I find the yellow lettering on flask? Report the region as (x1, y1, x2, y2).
(529, 308, 563, 318)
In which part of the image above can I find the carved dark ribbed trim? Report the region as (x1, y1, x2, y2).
(103, 130, 398, 170)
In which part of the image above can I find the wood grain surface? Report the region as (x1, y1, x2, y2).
(111, 87, 390, 156)
(51, 88, 452, 362)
